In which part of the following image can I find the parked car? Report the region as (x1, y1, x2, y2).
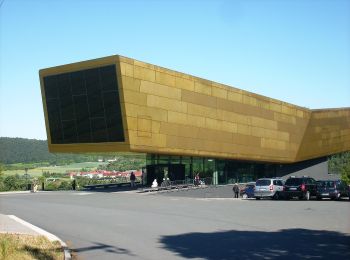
(254, 178, 284, 200)
(240, 182, 255, 199)
(283, 176, 317, 200)
(45, 178, 60, 182)
(316, 180, 349, 200)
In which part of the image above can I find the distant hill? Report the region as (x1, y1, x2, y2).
(0, 137, 99, 165)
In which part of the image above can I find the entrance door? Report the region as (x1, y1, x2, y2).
(146, 164, 185, 186)
(168, 164, 185, 181)
(146, 165, 166, 186)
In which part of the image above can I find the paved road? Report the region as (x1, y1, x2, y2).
(1, 189, 349, 260)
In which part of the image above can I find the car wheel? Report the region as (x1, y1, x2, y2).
(273, 192, 280, 200)
(256, 197, 261, 200)
(317, 196, 322, 201)
(304, 191, 310, 201)
(242, 194, 248, 199)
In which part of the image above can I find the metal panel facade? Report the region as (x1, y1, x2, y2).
(39, 55, 350, 162)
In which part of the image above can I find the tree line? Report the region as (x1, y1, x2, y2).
(0, 137, 105, 167)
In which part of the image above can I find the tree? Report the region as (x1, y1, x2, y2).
(329, 151, 350, 184)
(341, 157, 350, 184)
(0, 163, 4, 191)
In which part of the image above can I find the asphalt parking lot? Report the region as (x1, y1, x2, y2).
(1, 187, 349, 260)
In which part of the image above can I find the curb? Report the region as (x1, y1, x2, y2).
(0, 191, 31, 195)
(0, 191, 57, 196)
(8, 215, 71, 260)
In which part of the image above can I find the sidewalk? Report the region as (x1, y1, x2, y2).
(0, 213, 71, 259)
(0, 214, 39, 235)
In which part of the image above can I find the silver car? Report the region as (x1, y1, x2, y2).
(254, 178, 284, 200)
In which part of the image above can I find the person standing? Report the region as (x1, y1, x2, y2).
(233, 183, 239, 198)
(130, 171, 136, 188)
(151, 179, 158, 188)
(195, 173, 200, 186)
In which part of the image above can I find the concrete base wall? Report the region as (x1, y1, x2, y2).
(276, 157, 341, 180)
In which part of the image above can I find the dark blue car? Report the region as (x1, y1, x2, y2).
(240, 182, 255, 199)
(316, 180, 349, 200)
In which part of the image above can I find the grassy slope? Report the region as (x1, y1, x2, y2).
(0, 234, 63, 260)
(3, 162, 109, 177)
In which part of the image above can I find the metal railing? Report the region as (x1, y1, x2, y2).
(141, 177, 213, 193)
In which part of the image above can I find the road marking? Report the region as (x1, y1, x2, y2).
(195, 198, 244, 201)
(73, 192, 93, 196)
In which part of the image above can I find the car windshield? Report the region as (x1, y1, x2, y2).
(246, 184, 255, 188)
(285, 178, 302, 185)
(256, 180, 270, 186)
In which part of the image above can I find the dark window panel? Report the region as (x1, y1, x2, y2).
(107, 126, 124, 142)
(74, 96, 89, 121)
(44, 76, 59, 99)
(62, 120, 78, 143)
(77, 119, 92, 143)
(60, 96, 75, 121)
(90, 118, 108, 142)
(100, 65, 117, 91)
(88, 94, 104, 118)
(84, 68, 100, 96)
(57, 73, 71, 100)
(70, 71, 85, 96)
(46, 99, 60, 115)
(46, 99, 63, 144)
(106, 114, 124, 142)
(43, 64, 124, 144)
(49, 118, 63, 144)
(103, 92, 120, 115)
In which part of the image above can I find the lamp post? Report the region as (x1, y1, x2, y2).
(24, 168, 30, 190)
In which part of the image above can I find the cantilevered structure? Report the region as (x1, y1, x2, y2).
(39, 55, 350, 184)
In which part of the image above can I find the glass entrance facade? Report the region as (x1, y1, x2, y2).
(146, 154, 280, 185)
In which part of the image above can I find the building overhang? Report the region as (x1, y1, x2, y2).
(39, 55, 350, 163)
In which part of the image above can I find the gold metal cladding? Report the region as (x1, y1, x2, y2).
(39, 55, 350, 162)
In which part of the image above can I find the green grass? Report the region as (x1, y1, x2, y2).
(0, 234, 64, 260)
(3, 161, 108, 177)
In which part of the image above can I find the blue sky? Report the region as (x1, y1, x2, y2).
(1, 0, 349, 140)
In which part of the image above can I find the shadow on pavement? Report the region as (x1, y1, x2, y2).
(80, 186, 140, 193)
(160, 228, 350, 259)
(72, 242, 135, 256)
(158, 185, 235, 198)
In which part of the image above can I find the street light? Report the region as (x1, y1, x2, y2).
(24, 168, 30, 190)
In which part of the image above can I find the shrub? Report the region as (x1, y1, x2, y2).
(58, 181, 72, 190)
(2, 175, 28, 191)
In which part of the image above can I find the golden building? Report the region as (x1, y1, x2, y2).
(39, 55, 350, 184)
